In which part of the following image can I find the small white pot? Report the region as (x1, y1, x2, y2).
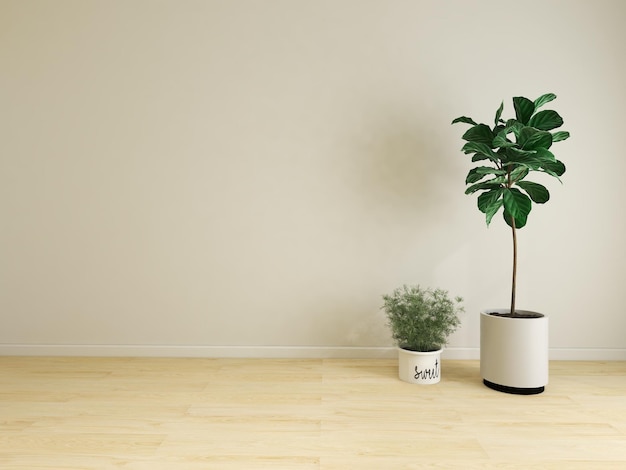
(480, 309, 548, 394)
(398, 348, 442, 384)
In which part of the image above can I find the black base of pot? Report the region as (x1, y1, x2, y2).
(483, 379, 545, 395)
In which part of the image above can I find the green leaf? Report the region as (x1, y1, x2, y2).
(534, 93, 556, 109)
(518, 128, 553, 150)
(493, 124, 505, 135)
(552, 131, 570, 142)
(477, 188, 504, 213)
(516, 181, 550, 203)
(462, 142, 500, 162)
(471, 153, 491, 162)
(494, 101, 504, 126)
(452, 116, 477, 125)
(541, 159, 566, 177)
(493, 132, 517, 149)
(513, 97, 535, 125)
(476, 167, 506, 175)
(466, 168, 486, 184)
(535, 148, 556, 164)
(504, 208, 528, 229)
(462, 124, 494, 145)
(465, 167, 504, 184)
(505, 147, 541, 168)
(509, 166, 529, 183)
(525, 130, 553, 150)
(528, 109, 564, 130)
(485, 199, 504, 226)
(503, 188, 532, 226)
(465, 179, 505, 195)
(502, 119, 524, 139)
(506, 147, 537, 158)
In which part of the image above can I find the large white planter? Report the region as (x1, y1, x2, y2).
(398, 348, 442, 384)
(480, 309, 548, 394)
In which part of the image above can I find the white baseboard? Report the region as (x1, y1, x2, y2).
(0, 344, 624, 360)
(548, 348, 626, 361)
(447, 348, 626, 361)
(0, 344, 398, 359)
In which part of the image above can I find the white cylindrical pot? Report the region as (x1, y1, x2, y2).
(480, 309, 548, 394)
(398, 348, 442, 384)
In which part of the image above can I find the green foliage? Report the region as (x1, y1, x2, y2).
(382, 285, 464, 352)
(452, 93, 569, 229)
(452, 94, 570, 316)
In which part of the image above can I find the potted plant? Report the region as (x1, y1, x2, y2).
(452, 93, 570, 394)
(382, 285, 464, 384)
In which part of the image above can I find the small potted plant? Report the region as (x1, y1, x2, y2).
(452, 93, 570, 394)
(382, 285, 464, 384)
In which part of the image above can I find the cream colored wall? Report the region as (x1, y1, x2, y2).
(2, 0, 625, 357)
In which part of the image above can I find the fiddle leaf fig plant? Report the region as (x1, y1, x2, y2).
(452, 93, 570, 316)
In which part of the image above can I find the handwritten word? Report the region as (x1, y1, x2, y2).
(414, 359, 439, 380)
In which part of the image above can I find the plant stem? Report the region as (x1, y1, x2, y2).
(507, 165, 517, 317)
(511, 220, 517, 317)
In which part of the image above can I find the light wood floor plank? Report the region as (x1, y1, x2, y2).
(1, 357, 625, 469)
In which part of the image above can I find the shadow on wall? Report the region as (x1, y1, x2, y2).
(349, 111, 459, 223)
(345, 307, 392, 346)
(313, 299, 392, 347)
(318, 109, 465, 347)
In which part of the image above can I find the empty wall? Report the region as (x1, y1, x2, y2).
(2, 0, 625, 358)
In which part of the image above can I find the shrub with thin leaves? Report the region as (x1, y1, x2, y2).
(382, 285, 464, 352)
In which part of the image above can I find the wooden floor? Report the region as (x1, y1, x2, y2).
(1, 357, 625, 469)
